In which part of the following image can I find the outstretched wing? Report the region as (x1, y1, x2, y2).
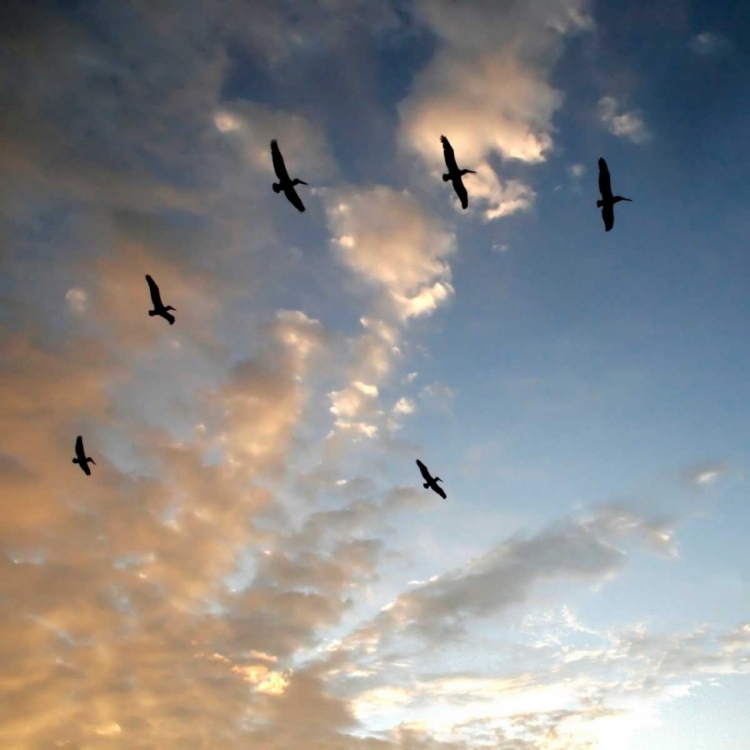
(75, 435, 84, 456)
(434, 484, 447, 500)
(271, 139, 290, 181)
(416, 459, 432, 482)
(441, 135, 458, 172)
(602, 203, 614, 232)
(598, 158, 613, 200)
(145, 275, 163, 307)
(285, 186, 306, 212)
(453, 177, 468, 209)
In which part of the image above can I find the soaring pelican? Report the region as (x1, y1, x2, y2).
(416, 459, 447, 499)
(271, 139, 308, 212)
(72, 435, 95, 476)
(597, 158, 632, 232)
(145, 274, 176, 325)
(441, 135, 476, 210)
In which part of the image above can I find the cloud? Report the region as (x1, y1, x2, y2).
(324, 186, 456, 321)
(459, 163, 536, 221)
(420, 381, 455, 411)
(218, 310, 325, 475)
(213, 100, 336, 181)
(569, 163, 586, 179)
(338, 505, 677, 651)
(398, 0, 591, 220)
(64, 287, 88, 314)
(393, 398, 416, 415)
(597, 96, 650, 143)
(689, 32, 731, 56)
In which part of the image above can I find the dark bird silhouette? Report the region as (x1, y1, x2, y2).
(271, 139, 308, 212)
(72, 435, 95, 476)
(441, 135, 476, 210)
(146, 274, 176, 325)
(597, 158, 632, 232)
(416, 459, 447, 499)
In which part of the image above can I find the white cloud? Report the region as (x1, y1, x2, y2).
(598, 96, 650, 143)
(399, 0, 592, 205)
(329, 381, 381, 420)
(324, 186, 456, 321)
(393, 397, 416, 415)
(461, 163, 536, 221)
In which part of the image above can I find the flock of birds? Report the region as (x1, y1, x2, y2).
(72, 137, 632, 499)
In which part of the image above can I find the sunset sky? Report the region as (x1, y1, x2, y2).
(2, 1, 750, 748)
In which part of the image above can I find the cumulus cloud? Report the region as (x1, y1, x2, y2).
(597, 96, 650, 143)
(2, 3, 746, 749)
(218, 310, 325, 474)
(399, 0, 591, 219)
(459, 163, 536, 221)
(324, 186, 456, 322)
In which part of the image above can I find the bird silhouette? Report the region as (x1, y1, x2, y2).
(271, 139, 308, 212)
(72, 435, 95, 476)
(441, 135, 476, 210)
(146, 274, 176, 325)
(416, 459, 447, 499)
(597, 157, 632, 232)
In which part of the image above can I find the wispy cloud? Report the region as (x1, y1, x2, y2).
(689, 32, 731, 56)
(597, 96, 650, 143)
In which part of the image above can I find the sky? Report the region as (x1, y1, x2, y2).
(1, 0, 750, 748)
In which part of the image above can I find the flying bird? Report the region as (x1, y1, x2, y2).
(271, 139, 308, 212)
(597, 157, 632, 232)
(72, 435, 95, 476)
(145, 274, 176, 325)
(416, 459, 447, 499)
(441, 135, 476, 210)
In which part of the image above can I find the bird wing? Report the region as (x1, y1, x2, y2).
(271, 140, 290, 181)
(75, 435, 85, 458)
(453, 177, 468, 209)
(602, 203, 614, 232)
(145, 275, 163, 307)
(598, 158, 613, 200)
(416, 459, 432, 482)
(285, 186, 306, 212)
(441, 135, 458, 172)
(434, 485, 447, 500)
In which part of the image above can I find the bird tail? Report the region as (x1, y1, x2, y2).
(272, 183, 282, 193)
(148, 310, 156, 317)
(442, 173, 451, 182)
(72, 458, 79, 464)
(423, 482, 430, 489)
(596, 200, 603, 208)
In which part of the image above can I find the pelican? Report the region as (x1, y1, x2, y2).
(441, 135, 476, 210)
(145, 274, 176, 325)
(271, 139, 308, 212)
(416, 459, 446, 499)
(597, 158, 632, 232)
(72, 435, 95, 476)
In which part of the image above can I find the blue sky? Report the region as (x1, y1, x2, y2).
(1, 1, 750, 748)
